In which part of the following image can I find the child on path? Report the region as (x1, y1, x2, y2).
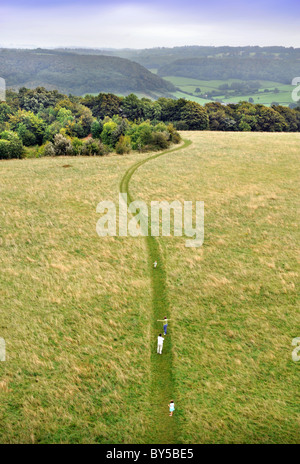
(168, 400, 175, 416)
(157, 333, 164, 354)
(157, 317, 171, 335)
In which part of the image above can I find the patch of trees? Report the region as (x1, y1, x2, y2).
(205, 101, 300, 132)
(0, 87, 299, 160)
(0, 88, 182, 159)
(83, 93, 209, 130)
(218, 81, 261, 94)
(39, 118, 180, 157)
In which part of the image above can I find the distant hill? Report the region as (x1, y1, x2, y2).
(0, 49, 175, 97)
(157, 56, 300, 84)
(57, 46, 300, 84)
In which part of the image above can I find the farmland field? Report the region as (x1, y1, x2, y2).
(0, 132, 299, 443)
(162, 76, 295, 106)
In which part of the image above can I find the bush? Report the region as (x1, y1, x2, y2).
(0, 139, 10, 159)
(0, 131, 24, 159)
(124, 120, 181, 152)
(72, 137, 83, 155)
(43, 142, 56, 156)
(137, 124, 153, 146)
(80, 138, 108, 156)
(115, 135, 131, 154)
(167, 124, 181, 144)
(53, 133, 73, 155)
(150, 131, 170, 150)
(38, 136, 107, 157)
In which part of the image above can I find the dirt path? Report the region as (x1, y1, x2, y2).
(119, 140, 192, 444)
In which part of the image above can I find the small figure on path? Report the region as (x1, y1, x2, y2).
(168, 400, 175, 416)
(157, 333, 164, 354)
(153, 261, 158, 268)
(157, 316, 170, 335)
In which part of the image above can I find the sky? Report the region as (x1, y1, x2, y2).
(1, 0, 300, 49)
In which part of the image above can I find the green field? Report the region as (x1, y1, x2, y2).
(163, 76, 295, 106)
(83, 74, 295, 105)
(0, 132, 299, 443)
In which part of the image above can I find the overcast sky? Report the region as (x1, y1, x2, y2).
(1, 0, 299, 49)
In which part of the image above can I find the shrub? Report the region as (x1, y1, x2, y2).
(53, 133, 73, 156)
(125, 120, 181, 151)
(43, 142, 56, 156)
(140, 131, 170, 151)
(126, 121, 153, 150)
(0, 139, 10, 159)
(0, 131, 24, 159)
(72, 137, 83, 155)
(167, 124, 181, 144)
(150, 131, 170, 150)
(80, 138, 108, 156)
(115, 135, 131, 154)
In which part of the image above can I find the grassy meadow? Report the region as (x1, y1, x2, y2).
(0, 132, 299, 443)
(0, 152, 155, 443)
(130, 131, 300, 443)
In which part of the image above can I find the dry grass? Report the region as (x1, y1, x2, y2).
(0, 132, 299, 443)
(0, 153, 153, 443)
(130, 131, 300, 443)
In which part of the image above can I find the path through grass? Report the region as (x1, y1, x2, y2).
(120, 140, 192, 444)
(130, 131, 300, 443)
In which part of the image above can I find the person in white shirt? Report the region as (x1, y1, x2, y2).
(153, 261, 158, 268)
(157, 334, 164, 354)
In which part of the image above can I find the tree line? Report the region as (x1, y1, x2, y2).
(0, 87, 299, 159)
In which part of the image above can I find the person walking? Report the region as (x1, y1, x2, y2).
(157, 333, 164, 354)
(153, 261, 158, 268)
(157, 317, 171, 336)
(168, 400, 175, 416)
